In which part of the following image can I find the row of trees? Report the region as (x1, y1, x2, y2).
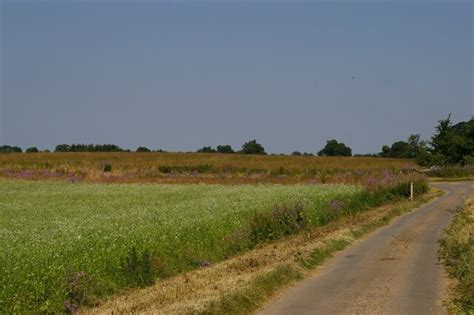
(0, 145, 23, 153)
(379, 115, 473, 166)
(196, 140, 266, 155)
(0, 139, 352, 156)
(55, 144, 124, 152)
(2, 116, 471, 163)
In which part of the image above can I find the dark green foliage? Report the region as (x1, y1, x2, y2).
(102, 163, 112, 172)
(121, 247, 157, 287)
(241, 140, 266, 155)
(0, 145, 22, 153)
(292, 151, 302, 156)
(197, 146, 216, 153)
(380, 145, 391, 158)
(388, 141, 412, 158)
(318, 140, 352, 157)
(136, 147, 151, 152)
(54, 144, 124, 152)
(379, 134, 424, 159)
(216, 145, 234, 154)
(430, 115, 474, 165)
(25, 147, 39, 153)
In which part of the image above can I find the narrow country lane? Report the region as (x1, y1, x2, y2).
(260, 182, 474, 315)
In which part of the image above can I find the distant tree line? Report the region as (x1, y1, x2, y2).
(196, 140, 266, 155)
(378, 115, 473, 166)
(55, 144, 125, 152)
(0, 145, 23, 153)
(1, 115, 471, 163)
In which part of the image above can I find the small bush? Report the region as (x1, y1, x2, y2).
(197, 146, 216, 153)
(136, 147, 151, 152)
(216, 145, 234, 154)
(26, 147, 39, 153)
(121, 247, 157, 287)
(102, 163, 112, 172)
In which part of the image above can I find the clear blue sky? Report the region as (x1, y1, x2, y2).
(1, 1, 472, 154)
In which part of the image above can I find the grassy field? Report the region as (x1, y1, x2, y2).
(0, 180, 360, 312)
(0, 153, 426, 312)
(0, 176, 427, 313)
(0, 152, 416, 184)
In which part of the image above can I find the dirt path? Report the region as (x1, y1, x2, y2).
(259, 182, 474, 315)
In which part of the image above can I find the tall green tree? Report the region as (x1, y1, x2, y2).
(216, 145, 234, 154)
(318, 140, 352, 157)
(431, 115, 474, 165)
(241, 140, 266, 154)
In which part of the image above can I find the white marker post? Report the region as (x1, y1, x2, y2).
(410, 182, 414, 201)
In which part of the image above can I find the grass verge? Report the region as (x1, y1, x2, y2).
(439, 196, 474, 314)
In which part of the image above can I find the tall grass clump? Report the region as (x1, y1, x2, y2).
(121, 247, 157, 287)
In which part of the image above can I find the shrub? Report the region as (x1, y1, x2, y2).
(217, 145, 234, 154)
(102, 163, 112, 172)
(292, 151, 302, 156)
(318, 140, 351, 157)
(241, 140, 266, 155)
(136, 147, 151, 152)
(197, 146, 216, 153)
(121, 247, 157, 287)
(158, 165, 172, 174)
(25, 147, 39, 153)
(0, 145, 22, 153)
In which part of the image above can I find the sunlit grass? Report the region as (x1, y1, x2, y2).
(0, 179, 362, 312)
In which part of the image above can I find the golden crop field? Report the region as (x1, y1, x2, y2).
(0, 152, 417, 184)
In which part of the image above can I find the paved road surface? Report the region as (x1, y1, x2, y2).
(260, 182, 474, 315)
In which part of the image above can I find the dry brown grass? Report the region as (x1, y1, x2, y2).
(79, 188, 441, 315)
(0, 152, 416, 184)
